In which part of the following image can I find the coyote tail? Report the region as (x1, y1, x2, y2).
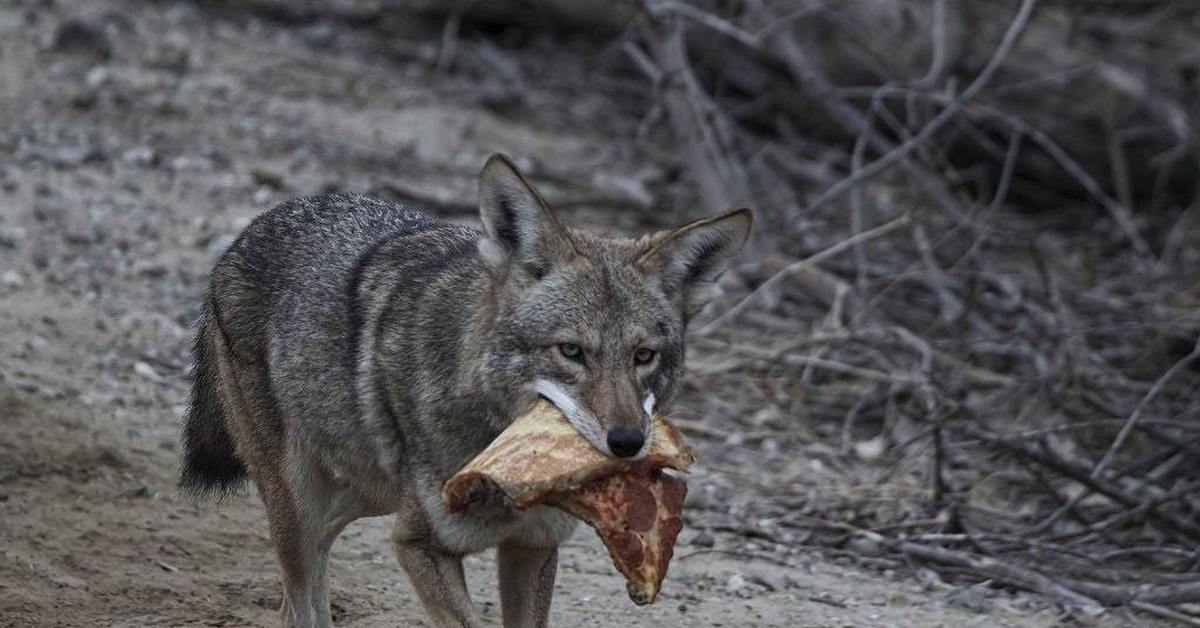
(179, 297, 248, 497)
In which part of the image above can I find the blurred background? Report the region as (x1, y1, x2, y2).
(1, 0, 1199, 626)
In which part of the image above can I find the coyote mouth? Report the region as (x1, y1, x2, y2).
(531, 379, 653, 461)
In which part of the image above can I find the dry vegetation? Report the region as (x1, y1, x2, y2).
(360, 0, 1200, 621)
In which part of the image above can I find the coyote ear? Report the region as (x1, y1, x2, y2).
(637, 209, 753, 320)
(478, 153, 576, 280)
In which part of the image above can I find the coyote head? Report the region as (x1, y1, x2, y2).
(475, 154, 751, 459)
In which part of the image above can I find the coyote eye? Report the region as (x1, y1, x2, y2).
(633, 348, 656, 365)
(558, 343, 584, 361)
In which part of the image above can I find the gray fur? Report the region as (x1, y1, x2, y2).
(180, 154, 751, 627)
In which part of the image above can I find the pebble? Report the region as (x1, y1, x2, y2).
(252, 186, 274, 207)
(31, 199, 66, 223)
(25, 335, 48, 353)
(132, 259, 169, 278)
(810, 590, 849, 608)
(846, 532, 885, 557)
(85, 66, 110, 89)
(749, 572, 784, 592)
(2, 270, 24, 287)
(724, 573, 749, 596)
(51, 17, 112, 60)
(944, 585, 991, 613)
(298, 21, 338, 48)
(121, 146, 158, 168)
(250, 168, 286, 190)
(690, 530, 716, 547)
(0, 228, 22, 249)
(170, 155, 213, 173)
(146, 31, 191, 72)
(205, 233, 236, 258)
(916, 567, 944, 589)
(133, 361, 167, 384)
(165, 3, 202, 27)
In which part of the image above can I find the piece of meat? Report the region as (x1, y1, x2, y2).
(442, 399, 696, 605)
(552, 465, 687, 605)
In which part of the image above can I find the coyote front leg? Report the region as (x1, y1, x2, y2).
(497, 543, 557, 628)
(392, 526, 483, 628)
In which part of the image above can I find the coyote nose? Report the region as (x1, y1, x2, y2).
(607, 427, 644, 458)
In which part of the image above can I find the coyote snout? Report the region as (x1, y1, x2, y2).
(181, 153, 750, 628)
(588, 374, 653, 458)
(532, 378, 655, 459)
(607, 427, 644, 458)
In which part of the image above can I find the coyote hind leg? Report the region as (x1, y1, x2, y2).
(208, 321, 364, 627)
(269, 454, 365, 628)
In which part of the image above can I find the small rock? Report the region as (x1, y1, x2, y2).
(68, 88, 97, 110)
(298, 21, 337, 48)
(250, 168, 286, 190)
(132, 259, 169, 278)
(63, 219, 98, 245)
(121, 146, 158, 168)
(25, 335, 48, 353)
(169, 155, 213, 172)
(146, 31, 191, 72)
(749, 573, 784, 592)
(784, 574, 807, 590)
(117, 484, 151, 499)
(165, 3, 202, 27)
(1, 270, 24, 287)
(51, 17, 112, 60)
(0, 228, 22, 249)
(810, 591, 848, 608)
(943, 584, 992, 613)
(80, 147, 107, 163)
(916, 567, 944, 589)
(99, 446, 128, 468)
(724, 573, 748, 596)
(205, 233, 236, 258)
(31, 199, 66, 223)
(252, 186, 274, 207)
(690, 530, 715, 547)
(85, 65, 110, 89)
(134, 361, 168, 384)
(845, 532, 885, 557)
(853, 435, 887, 461)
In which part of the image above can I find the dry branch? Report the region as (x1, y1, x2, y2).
(337, 0, 1200, 616)
(697, 215, 910, 337)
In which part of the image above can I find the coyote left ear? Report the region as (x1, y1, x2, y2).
(637, 208, 753, 319)
(478, 153, 577, 280)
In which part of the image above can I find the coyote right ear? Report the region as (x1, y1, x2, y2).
(478, 153, 577, 280)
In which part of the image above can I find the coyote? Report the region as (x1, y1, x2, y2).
(180, 154, 751, 628)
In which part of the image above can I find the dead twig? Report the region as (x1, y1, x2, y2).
(801, 0, 1038, 214)
(697, 215, 911, 337)
(1091, 336, 1200, 480)
(894, 541, 1103, 609)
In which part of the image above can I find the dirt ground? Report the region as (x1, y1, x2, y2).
(0, 1, 1164, 626)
